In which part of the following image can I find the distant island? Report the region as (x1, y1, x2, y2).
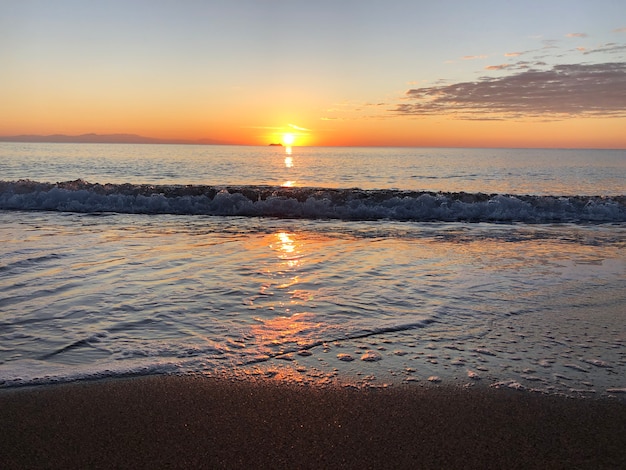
(269, 143, 283, 146)
(0, 133, 228, 145)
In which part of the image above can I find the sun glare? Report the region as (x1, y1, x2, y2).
(282, 133, 295, 146)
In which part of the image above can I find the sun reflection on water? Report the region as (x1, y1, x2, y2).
(274, 231, 302, 269)
(251, 312, 320, 349)
(246, 231, 328, 361)
(282, 154, 295, 186)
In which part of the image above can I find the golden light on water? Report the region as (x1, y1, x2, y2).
(251, 312, 319, 346)
(247, 232, 324, 368)
(275, 231, 301, 269)
(278, 232, 295, 252)
(282, 155, 294, 186)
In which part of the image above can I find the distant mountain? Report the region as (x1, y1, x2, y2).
(0, 133, 229, 145)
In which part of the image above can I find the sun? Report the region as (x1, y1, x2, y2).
(282, 133, 295, 146)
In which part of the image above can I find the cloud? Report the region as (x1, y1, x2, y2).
(504, 52, 523, 57)
(542, 39, 560, 49)
(485, 64, 511, 71)
(614, 27, 626, 33)
(462, 55, 487, 60)
(566, 32, 588, 38)
(582, 42, 626, 55)
(288, 123, 310, 131)
(394, 62, 626, 120)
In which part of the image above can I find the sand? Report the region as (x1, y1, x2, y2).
(1, 375, 625, 469)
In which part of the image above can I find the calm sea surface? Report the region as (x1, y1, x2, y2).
(2, 143, 625, 195)
(1, 143, 625, 397)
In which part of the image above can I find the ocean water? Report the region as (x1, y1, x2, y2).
(1, 143, 625, 397)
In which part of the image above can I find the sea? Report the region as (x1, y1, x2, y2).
(1, 143, 625, 398)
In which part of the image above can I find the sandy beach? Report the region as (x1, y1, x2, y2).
(1, 375, 625, 469)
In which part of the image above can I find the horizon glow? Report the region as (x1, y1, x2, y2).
(2, 0, 626, 148)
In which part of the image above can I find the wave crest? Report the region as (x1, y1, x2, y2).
(1, 179, 625, 223)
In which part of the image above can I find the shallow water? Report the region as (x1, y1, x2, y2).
(1, 211, 624, 396)
(0, 143, 624, 397)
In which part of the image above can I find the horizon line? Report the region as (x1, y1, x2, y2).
(0, 133, 624, 151)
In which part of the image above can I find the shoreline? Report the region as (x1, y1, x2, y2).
(2, 375, 625, 469)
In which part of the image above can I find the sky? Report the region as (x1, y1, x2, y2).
(2, 0, 626, 148)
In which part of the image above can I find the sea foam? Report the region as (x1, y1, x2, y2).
(2, 179, 625, 223)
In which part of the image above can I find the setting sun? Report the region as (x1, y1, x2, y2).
(282, 133, 295, 146)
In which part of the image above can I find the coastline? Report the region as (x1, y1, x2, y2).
(1, 375, 625, 469)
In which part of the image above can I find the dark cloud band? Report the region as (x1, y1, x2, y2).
(395, 62, 626, 119)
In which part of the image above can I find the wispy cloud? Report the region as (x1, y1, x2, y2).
(462, 55, 487, 60)
(394, 62, 626, 120)
(504, 52, 523, 57)
(541, 39, 560, 49)
(485, 64, 511, 71)
(288, 123, 310, 131)
(582, 42, 626, 55)
(566, 32, 588, 38)
(614, 27, 626, 33)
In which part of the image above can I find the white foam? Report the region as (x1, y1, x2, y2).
(0, 358, 180, 388)
(2, 179, 624, 223)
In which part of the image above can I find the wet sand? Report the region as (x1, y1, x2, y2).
(1, 375, 625, 469)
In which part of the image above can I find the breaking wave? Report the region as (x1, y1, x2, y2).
(1, 179, 625, 223)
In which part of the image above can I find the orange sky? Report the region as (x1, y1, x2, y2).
(2, 1, 626, 148)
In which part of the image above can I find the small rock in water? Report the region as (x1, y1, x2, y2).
(427, 376, 441, 383)
(361, 351, 383, 362)
(393, 350, 408, 356)
(337, 353, 355, 362)
(297, 350, 313, 357)
(467, 370, 481, 380)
